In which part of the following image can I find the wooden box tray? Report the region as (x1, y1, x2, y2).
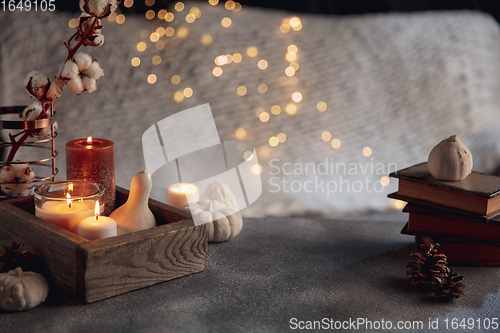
(0, 186, 207, 303)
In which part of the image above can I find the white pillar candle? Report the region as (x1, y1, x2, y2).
(35, 194, 104, 234)
(167, 183, 199, 209)
(78, 201, 117, 240)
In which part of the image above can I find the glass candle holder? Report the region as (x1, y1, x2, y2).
(34, 180, 104, 234)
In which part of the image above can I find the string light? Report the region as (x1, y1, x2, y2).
(208, 0, 219, 5)
(257, 59, 268, 70)
(259, 112, 270, 122)
(145, 10, 155, 20)
(108, 13, 117, 22)
(116, 14, 125, 24)
(233, 2, 241, 11)
(317, 101, 327, 112)
(165, 12, 174, 22)
(243, 151, 254, 161)
(156, 27, 166, 36)
(255, 107, 265, 117)
(258, 84, 268, 94)
(285, 53, 296, 62)
(237, 86, 247, 96)
(321, 131, 331, 141)
(175, 2, 185, 11)
(331, 139, 341, 149)
(289, 17, 301, 28)
(246, 47, 258, 57)
(221, 17, 232, 27)
(68, 18, 76, 28)
(289, 61, 299, 70)
(252, 164, 262, 175)
(215, 55, 227, 66)
(288, 76, 298, 86)
(213, 67, 223, 77)
(183, 87, 193, 98)
(225, 1, 235, 10)
(124, 0, 133, 8)
(280, 19, 291, 33)
(235, 128, 246, 138)
(277, 133, 287, 143)
(202, 34, 212, 44)
(269, 137, 279, 147)
(271, 105, 281, 115)
(278, 76, 288, 86)
(380, 176, 390, 186)
(131, 57, 140, 67)
(287, 45, 298, 54)
(174, 91, 184, 102)
(165, 27, 175, 37)
(292, 92, 302, 102)
(150, 32, 160, 42)
(152, 55, 162, 65)
(158, 9, 167, 20)
(233, 53, 242, 63)
(147, 74, 157, 84)
(177, 27, 188, 38)
(363, 147, 372, 157)
(285, 67, 295, 76)
(190, 7, 201, 18)
(145, 0, 154, 6)
(225, 54, 233, 64)
(136, 42, 146, 52)
(285, 104, 297, 115)
(171, 75, 181, 85)
(186, 13, 195, 23)
(156, 41, 165, 50)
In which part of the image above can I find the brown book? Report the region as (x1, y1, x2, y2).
(415, 234, 500, 266)
(402, 205, 500, 245)
(389, 162, 500, 216)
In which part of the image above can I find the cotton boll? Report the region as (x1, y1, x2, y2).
(36, 121, 58, 139)
(24, 72, 49, 100)
(80, 0, 119, 18)
(21, 102, 43, 121)
(82, 75, 97, 93)
(73, 53, 93, 72)
(82, 60, 104, 80)
(83, 33, 105, 47)
(12, 183, 35, 197)
(61, 60, 79, 79)
(46, 77, 64, 101)
(0, 167, 16, 183)
(66, 76, 84, 95)
(0, 183, 18, 195)
(11, 163, 34, 181)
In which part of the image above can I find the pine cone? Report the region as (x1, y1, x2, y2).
(0, 240, 37, 273)
(433, 267, 465, 300)
(406, 243, 447, 292)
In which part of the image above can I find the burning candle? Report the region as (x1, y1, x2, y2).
(66, 137, 115, 215)
(78, 201, 117, 240)
(34, 181, 105, 234)
(167, 183, 199, 209)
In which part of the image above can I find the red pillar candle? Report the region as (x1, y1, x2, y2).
(66, 137, 115, 215)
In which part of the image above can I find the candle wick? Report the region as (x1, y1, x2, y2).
(95, 214, 99, 221)
(69, 202, 72, 209)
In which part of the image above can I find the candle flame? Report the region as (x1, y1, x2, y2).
(87, 136, 92, 145)
(180, 184, 186, 193)
(95, 200, 100, 220)
(66, 193, 72, 209)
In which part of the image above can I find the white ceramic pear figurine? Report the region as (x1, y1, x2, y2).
(110, 170, 156, 234)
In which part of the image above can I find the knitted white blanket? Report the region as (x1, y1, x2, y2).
(1, 4, 500, 217)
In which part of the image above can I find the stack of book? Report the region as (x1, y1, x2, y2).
(389, 162, 500, 265)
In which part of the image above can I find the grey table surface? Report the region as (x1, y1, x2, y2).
(2, 216, 500, 333)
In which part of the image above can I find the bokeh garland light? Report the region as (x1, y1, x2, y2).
(108, 0, 376, 179)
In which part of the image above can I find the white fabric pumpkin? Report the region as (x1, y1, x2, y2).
(0, 267, 49, 311)
(428, 135, 473, 181)
(200, 180, 239, 211)
(186, 200, 243, 242)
